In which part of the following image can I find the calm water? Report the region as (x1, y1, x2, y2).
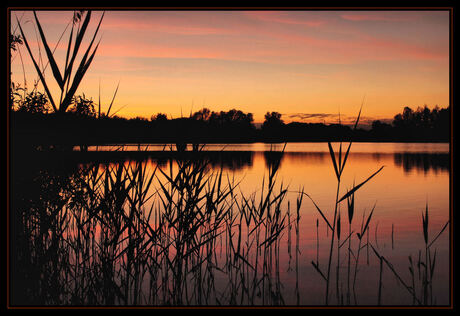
(11, 142, 450, 306)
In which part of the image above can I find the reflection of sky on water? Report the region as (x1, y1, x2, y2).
(77, 142, 450, 154)
(81, 151, 449, 174)
(12, 142, 449, 305)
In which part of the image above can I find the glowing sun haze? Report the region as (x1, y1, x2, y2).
(10, 10, 449, 124)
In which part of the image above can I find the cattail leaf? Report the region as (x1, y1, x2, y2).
(430, 249, 437, 278)
(347, 188, 355, 224)
(353, 101, 363, 131)
(369, 243, 382, 259)
(61, 40, 100, 112)
(428, 220, 449, 248)
(16, 18, 58, 112)
(302, 193, 332, 230)
(33, 11, 64, 89)
(422, 203, 429, 245)
(63, 20, 74, 82)
(338, 166, 384, 203)
(62, 11, 104, 111)
(338, 230, 354, 248)
(360, 203, 376, 239)
(98, 78, 101, 118)
(338, 141, 342, 172)
(106, 81, 120, 117)
(328, 142, 340, 181)
(339, 103, 363, 175)
(337, 210, 341, 240)
(63, 10, 92, 83)
(340, 142, 352, 177)
(311, 261, 327, 281)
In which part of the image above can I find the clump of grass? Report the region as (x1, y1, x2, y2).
(13, 142, 302, 305)
(306, 104, 384, 305)
(366, 203, 449, 306)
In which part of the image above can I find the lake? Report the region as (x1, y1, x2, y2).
(10, 142, 450, 306)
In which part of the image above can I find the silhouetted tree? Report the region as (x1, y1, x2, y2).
(208, 109, 254, 127)
(151, 113, 168, 122)
(373, 120, 393, 131)
(191, 108, 211, 121)
(262, 112, 284, 129)
(11, 103, 449, 149)
(261, 112, 285, 140)
(391, 105, 450, 141)
(370, 120, 393, 140)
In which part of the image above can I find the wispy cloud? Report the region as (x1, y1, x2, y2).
(286, 113, 392, 126)
(340, 12, 418, 22)
(288, 113, 338, 120)
(244, 11, 327, 27)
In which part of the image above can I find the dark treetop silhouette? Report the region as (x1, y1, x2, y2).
(10, 102, 450, 151)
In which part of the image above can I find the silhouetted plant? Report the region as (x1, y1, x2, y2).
(306, 104, 384, 305)
(70, 94, 96, 117)
(9, 34, 23, 51)
(16, 10, 104, 114)
(16, 89, 51, 114)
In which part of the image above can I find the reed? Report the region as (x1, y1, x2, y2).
(11, 139, 448, 306)
(307, 105, 384, 305)
(365, 202, 449, 306)
(17, 10, 104, 114)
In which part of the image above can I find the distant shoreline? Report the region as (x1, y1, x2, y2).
(10, 106, 451, 148)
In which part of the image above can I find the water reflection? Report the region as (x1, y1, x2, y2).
(54, 151, 255, 172)
(394, 153, 449, 174)
(9, 144, 450, 306)
(10, 155, 293, 305)
(263, 150, 286, 171)
(26, 150, 450, 174)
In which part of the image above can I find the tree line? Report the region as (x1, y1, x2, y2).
(10, 89, 450, 148)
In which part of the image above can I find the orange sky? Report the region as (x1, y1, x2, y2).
(10, 10, 450, 124)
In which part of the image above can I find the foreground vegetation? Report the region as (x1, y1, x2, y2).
(10, 137, 449, 306)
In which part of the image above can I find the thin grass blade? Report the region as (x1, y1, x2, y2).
(359, 202, 376, 239)
(428, 221, 449, 248)
(328, 142, 340, 181)
(422, 203, 429, 245)
(106, 81, 120, 117)
(338, 166, 384, 203)
(33, 11, 64, 89)
(302, 192, 332, 230)
(63, 10, 92, 83)
(16, 18, 58, 112)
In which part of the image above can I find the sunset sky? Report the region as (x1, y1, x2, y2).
(10, 10, 450, 125)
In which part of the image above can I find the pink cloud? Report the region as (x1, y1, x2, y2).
(93, 26, 446, 67)
(100, 11, 261, 37)
(245, 11, 327, 27)
(12, 10, 447, 69)
(340, 13, 417, 22)
(97, 42, 228, 60)
(102, 18, 234, 36)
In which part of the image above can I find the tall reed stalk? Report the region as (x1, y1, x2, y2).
(307, 105, 384, 305)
